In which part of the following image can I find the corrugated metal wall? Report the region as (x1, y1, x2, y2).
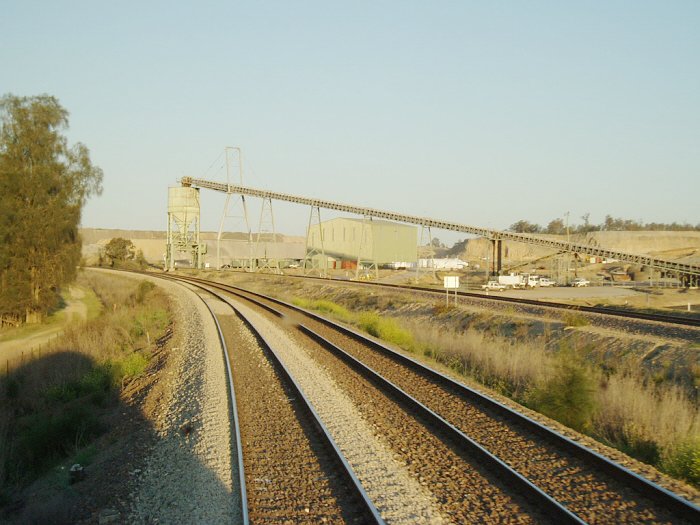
(307, 218, 417, 264)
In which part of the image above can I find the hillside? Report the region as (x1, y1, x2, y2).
(455, 231, 700, 269)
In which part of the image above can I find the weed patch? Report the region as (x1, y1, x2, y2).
(292, 298, 352, 321)
(563, 312, 590, 327)
(293, 297, 416, 351)
(357, 312, 416, 350)
(663, 439, 700, 485)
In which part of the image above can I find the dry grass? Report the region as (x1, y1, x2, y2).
(0, 271, 170, 496)
(406, 321, 547, 398)
(595, 373, 700, 468)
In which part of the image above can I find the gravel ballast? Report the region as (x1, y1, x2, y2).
(122, 276, 241, 523)
(229, 298, 447, 524)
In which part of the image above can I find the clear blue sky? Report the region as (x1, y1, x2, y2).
(3, 1, 699, 241)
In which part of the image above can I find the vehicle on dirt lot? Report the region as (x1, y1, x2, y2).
(539, 277, 557, 287)
(498, 274, 526, 289)
(497, 273, 540, 289)
(482, 281, 507, 291)
(570, 277, 590, 287)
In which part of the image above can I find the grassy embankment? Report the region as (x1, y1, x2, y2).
(0, 271, 170, 505)
(293, 296, 700, 487)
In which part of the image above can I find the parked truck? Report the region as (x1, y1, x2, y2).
(498, 274, 525, 289)
(497, 273, 540, 289)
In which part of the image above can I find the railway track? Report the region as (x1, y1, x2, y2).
(169, 276, 382, 524)
(284, 273, 700, 327)
(162, 273, 699, 524)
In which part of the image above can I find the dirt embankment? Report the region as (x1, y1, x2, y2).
(458, 231, 700, 266)
(79, 228, 305, 265)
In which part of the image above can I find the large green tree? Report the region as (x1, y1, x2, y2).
(0, 94, 103, 325)
(103, 237, 135, 265)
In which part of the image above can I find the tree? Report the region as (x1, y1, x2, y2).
(577, 212, 595, 233)
(103, 238, 135, 266)
(509, 220, 541, 234)
(545, 219, 566, 235)
(0, 94, 103, 325)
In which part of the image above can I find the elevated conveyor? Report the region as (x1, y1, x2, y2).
(180, 177, 700, 283)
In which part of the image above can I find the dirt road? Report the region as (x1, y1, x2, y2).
(0, 286, 90, 364)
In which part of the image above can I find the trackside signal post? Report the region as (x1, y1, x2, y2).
(444, 275, 459, 306)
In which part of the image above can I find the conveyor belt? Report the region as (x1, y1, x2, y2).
(181, 177, 700, 280)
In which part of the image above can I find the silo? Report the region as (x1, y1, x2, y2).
(166, 186, 204, 269)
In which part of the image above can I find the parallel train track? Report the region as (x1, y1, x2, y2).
(285, 273, 700, 327)
(159, 272, 700, 524)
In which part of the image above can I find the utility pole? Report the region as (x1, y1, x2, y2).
(565, 211, 570, 285)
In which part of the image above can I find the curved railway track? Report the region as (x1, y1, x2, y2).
(161, 273, 699, 524)
(168, 276, 382, 524)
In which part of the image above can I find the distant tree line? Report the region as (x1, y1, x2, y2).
(0, 94, 102, 326)
(509, 214, 700, 235)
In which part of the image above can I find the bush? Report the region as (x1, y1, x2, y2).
(114, 352, 149, 380)
(134, 280, 156, 304)
(16, 405, 103, 477)
(563, 312, 590, 327)
(662, 439, 700, 485)
(527, 359, 597, 432)
(44, 365, 112, 404)
(357, 312, 415, 350)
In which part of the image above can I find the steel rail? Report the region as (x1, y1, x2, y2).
(167, 273, 700, 523)
(298, 324, 585, 523)
(180, 177, 700, 279)
(156, 274, 249, 524)
(167, 276, 385, 525)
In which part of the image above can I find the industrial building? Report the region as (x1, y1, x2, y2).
(306, 218, 417, 270)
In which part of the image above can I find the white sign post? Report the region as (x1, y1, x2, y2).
(443, 276, 460, 306)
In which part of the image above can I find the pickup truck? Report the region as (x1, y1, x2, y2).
(539, 277, 556, 287)
(570, 277, 590, 287)
(482, 281, 507, 291)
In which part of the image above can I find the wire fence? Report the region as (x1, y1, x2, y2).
(1, 333, 61, 378)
